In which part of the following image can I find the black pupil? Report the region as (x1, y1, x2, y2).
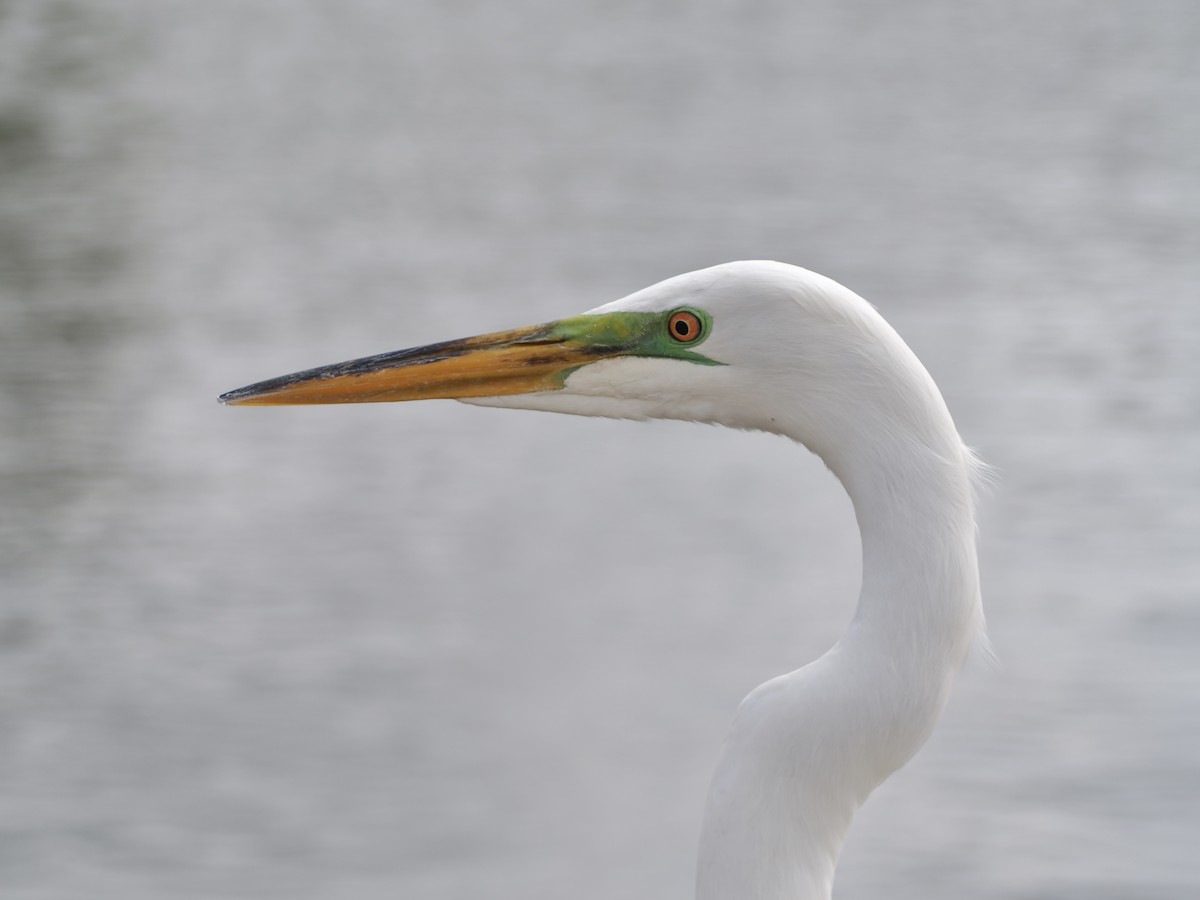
(674, 318, 690, 337)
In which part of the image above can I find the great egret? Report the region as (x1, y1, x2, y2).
(221, 261, 986, 900)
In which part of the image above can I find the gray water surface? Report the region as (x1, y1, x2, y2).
(2, 2, 1198, 898)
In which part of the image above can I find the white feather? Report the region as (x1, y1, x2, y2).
(469, 261, 984, 900)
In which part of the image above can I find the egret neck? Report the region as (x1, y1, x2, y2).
(697, 335, 983, 900)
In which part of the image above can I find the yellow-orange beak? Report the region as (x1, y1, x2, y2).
(218, 321, 609, 407)
(220, 308, 722, 407)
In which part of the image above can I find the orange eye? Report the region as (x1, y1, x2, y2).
(668, 310, 702, 343)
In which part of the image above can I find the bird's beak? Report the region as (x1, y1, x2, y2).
(219, 317, 624, 407)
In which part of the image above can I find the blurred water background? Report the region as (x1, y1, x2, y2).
(2, 1, 1198, 898)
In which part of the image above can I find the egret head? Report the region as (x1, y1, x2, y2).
(220, 261, 946, 467)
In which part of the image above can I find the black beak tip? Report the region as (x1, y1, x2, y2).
(218, 384, 264, 405)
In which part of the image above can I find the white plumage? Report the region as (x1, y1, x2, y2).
(223, 261, 986, 900)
